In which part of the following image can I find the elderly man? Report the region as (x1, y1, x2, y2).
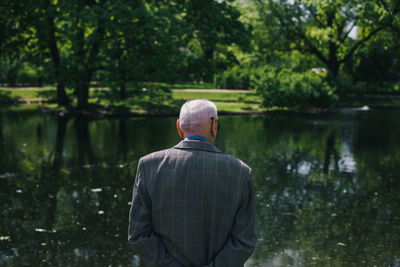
(128, 99, 256, 266)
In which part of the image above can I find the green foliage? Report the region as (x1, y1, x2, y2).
(0, 90, 14, 102)
(215, 65, 252, 89)
(182, 0, 252, 82)
(0, 0, 251, 107)
(2, 0, 400, 110)
(352, 31, 400, 91)
(252, 66, 338, 108)
(250, 0, 400, 82)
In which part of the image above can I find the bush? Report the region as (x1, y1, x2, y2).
(215, 65, 252, 89)
(251, 66, 338, 108)
(336, 73, 400, 95)
(0, 62, 49, 86)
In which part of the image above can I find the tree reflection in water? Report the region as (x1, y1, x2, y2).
(0, 109, 399, 266)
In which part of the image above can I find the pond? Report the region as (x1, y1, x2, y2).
(1, 108, 399, 266)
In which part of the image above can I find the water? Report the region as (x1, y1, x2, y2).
(1, 108, 399, 266)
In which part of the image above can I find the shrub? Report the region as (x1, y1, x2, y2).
(215, 65, 252, 89)
(251, 66, 338, 108)
(336, 73, 400, 95)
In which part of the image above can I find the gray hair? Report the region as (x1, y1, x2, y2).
(179, 99, 218, 133)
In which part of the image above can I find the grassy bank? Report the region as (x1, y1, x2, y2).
(2, 86, 400, 117)
(0, 86, 263, 116)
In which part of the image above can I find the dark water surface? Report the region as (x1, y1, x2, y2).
(1, 108, 399, 266)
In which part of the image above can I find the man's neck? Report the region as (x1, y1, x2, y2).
(185, 135, 209, 142)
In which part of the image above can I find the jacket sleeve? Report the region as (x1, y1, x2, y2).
(128, 159, 183, 267)
(204, 169, 256, 267)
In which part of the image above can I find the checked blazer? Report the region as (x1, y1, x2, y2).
(128, 139, 256, 267)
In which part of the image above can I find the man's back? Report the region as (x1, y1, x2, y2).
(129, 140, 255, 266)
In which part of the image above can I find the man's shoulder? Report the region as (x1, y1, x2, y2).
(139, 145, 251, 174)
(139, 147, 175, 162)
(221, 153, 252, 173)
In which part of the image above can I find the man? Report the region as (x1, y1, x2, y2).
(128, 99, 256, 266)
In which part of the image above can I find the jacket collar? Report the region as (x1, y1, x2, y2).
(174, 140, 222, 154)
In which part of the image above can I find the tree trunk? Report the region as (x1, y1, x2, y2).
(77, 80, 90, 110)
(45, 3, 69, 106)
(76, 17, 104, 110)
(327, 40, 340, 84)
(56, 82, 69, 106)
(328, 60, 340, 83)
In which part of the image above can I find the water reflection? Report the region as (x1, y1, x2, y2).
(0, 108, 399, 266)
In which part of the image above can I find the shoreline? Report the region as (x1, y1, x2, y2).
(2, 103, 399, 121)
(2, 88, 400, 118)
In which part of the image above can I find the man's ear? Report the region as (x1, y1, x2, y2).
(177, 119, 184, 138)
(210, 119, 217, 137)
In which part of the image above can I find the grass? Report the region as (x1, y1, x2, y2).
(144, 82, 215, 89)
(0, 89, 55, 100)
(0, 85, 263, 116)
(215, 102, 266, 113)
(72, 81, 216, 90)
(3, 85, 400, 117)
(1, 85, 243, 102)
(172, 91, 258, 102)
(172, 91, 263, 113)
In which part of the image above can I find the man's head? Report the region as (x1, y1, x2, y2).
(177, 99, 219, 144)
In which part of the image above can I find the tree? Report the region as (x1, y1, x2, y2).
(96, 0, 149, 100)
(102, 0, 187, 99)
(183, 0, 251, 82)
(352, 0, 400, 89)
(60, 0, 108, 109)
(0, 0, 38, 86)
(253, 0, 400, 85)
(62, 0, 187, 106)
(0, 0, 71, 104)
(34, 0, 70, 105)
(353, 30, 400, 89)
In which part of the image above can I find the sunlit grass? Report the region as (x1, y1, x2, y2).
(0, 86, 264, 114)
(0, 89, 74, 100)
(215, 102, 266, 113)
(171, 91, 263, 113)
(0, 89, 47, 99)
(66, 81, 216, 90)
(144, 82, 215, 89)
(172, 91, 250, 101)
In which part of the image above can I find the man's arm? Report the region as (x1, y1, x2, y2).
(128, 159, 182, 267)
(205, 169, 256, 267)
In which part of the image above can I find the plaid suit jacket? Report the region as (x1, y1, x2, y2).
(128, 140, 256, 267)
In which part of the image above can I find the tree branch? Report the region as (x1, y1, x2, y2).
(295, 31, 330, 66)
(378, 0, 391, 15)
(340, 19, 358, 43)
(339, 25, 385, 64)
(309, 5, 326, 28)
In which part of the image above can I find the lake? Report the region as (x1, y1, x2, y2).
(1, 108, 399, 266)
